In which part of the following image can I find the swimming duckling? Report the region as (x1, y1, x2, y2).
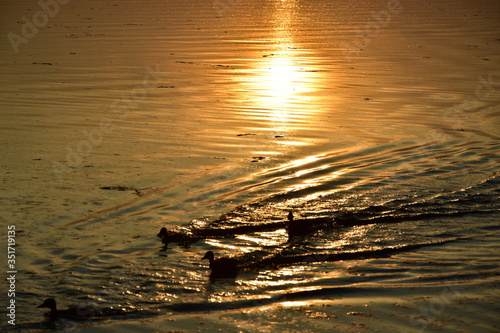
(201, 250, 239, 278)
(157, 227, 170, 250)
(37, 298, 95, 320)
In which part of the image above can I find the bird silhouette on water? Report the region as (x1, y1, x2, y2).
(37, 298, 96, 320)
(201, 250, 240, 278)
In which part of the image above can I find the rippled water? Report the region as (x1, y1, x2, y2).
(2, 0, 499, 332)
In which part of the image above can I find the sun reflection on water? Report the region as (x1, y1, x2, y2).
(281, 300, 309, 307)
(240, 0, 322, 135)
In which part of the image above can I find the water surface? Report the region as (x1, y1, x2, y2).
(1, 0, 499, 332)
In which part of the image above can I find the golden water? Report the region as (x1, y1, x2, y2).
(1, 0, 499, 332)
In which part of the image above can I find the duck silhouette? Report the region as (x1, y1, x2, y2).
(286, 211, 314, 240)
(201, 250, 239, 278)
(37, 298, 96, 320)
(157, 227, 170, 250)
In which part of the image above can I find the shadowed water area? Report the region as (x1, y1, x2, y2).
(1, 0, 499, 332)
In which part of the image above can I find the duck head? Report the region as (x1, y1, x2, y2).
(202, 250, 215, 262)
(38, 298, 57, 311)
(157, 227, 168, 238)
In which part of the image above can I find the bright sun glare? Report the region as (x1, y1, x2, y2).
(246, 0, 317, 131)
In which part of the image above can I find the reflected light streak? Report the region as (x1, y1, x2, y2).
(236, 230, 287, 247)
(204, 239, 242, 251)
(242, 0, 320, 134)
(284, 169, 351, 200)
(251, 277, 302, 287)
(253, 52, 316, 132)
(281, 300, 308, 307)
(335, 225, 375, 247)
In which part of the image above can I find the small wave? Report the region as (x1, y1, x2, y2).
(244, 237, 473, 269)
